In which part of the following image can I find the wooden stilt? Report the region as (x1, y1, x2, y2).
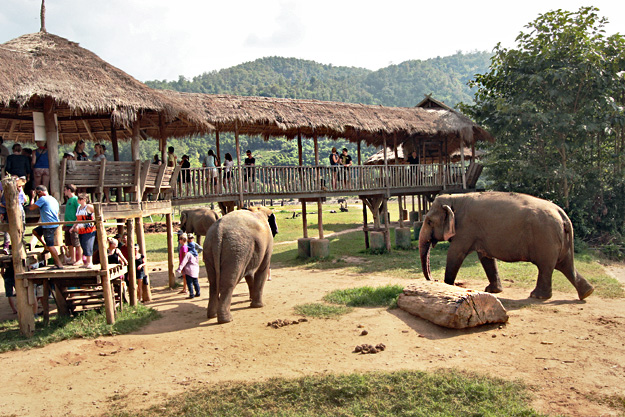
(382, 198, 391, 251)
(166, 213, 176, 288)
(2, 178, 34, 337)
(43, 97, 61, 200)
(317, 199, 324, 239)
(95, 204, 115, 324)
(302, 200, 308, 238)
(362, 201, 369, 249)
(126, 218, 137, 306)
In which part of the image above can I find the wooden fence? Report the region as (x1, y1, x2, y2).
(174, 163, 465, 199)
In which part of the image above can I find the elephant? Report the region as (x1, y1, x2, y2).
(418, 191, 594, 300)
(203, 206, 278, 323)
(179, 207, 219, 245)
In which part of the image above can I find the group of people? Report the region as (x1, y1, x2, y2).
(329, 147, 353, 188)
(1, 137, 52, 203)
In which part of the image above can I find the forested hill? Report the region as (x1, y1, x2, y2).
(138, 52, 491, 168)
(146, 51, 492, 108)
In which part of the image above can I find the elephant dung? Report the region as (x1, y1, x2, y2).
(397, 281, 508, 329)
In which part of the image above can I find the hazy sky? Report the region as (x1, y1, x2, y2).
(1, 0, 623, 82)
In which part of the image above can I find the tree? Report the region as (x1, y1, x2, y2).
(464, 6, 625, 240)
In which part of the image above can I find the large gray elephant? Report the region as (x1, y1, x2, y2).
(203, 207, 278, 323)
(418, 192, 594, 300)
(179, 207, 219, 245)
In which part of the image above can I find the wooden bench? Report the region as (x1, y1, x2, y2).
(141, 162, 180, 200)
(61, 159, 142, 202)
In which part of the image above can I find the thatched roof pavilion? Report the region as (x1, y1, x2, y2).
(161, 91, 493, 150)
(0, 32, 213, 144)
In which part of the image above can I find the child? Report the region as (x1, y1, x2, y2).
(177, 232, 189, 294)
(134, 244, 146, 302)
(176, 235, 200, 299)
(1, 261, 17, 314)
(187, 233, 202, 257)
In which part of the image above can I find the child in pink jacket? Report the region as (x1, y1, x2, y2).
(176, 239, 200, 299)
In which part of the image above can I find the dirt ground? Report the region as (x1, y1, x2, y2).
(0, 258, 624, 417)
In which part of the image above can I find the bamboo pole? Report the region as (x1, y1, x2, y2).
(2, 178, 34, 337)
(166, 213, 176, 288)
(313, 131, 323, 239)
(131, 114, 141, 161)
(235, 121, 244, 207)
(95, 204, 115, 324)
(43, 96, 61, 200)
(126, 218, 137, 306)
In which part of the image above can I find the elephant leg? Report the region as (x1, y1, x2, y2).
(206, 267, 218, 319)
(478, 254, 503, 293)
(529, 263, 555, 300)
(244, 275, 253, 300)
(217, 279, 237, 323)
(196, 234, 202, 247)
(444, 246, 468, 286)
(249, 267, 269, 308)
(556, 259, 594, 300)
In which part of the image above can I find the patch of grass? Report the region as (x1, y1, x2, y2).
(293, 303, 353, 318)
(109, 369, 547, 417)
(0, 304, 160, 353)
(323, 285, 404, 309)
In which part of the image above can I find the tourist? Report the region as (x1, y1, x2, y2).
(177, 232, 189, 294)
(0, 136, 9, 173)
(187, 233, 202, 257)
(406, 150, 419, 165)
(70, 193, 95, 268)
(329, 147, 340, 189)
(152, 154, 161, 165)
(244, 149, 256, 192)
(106, 237, 128, 266)
(340, 147, 353, 188)
(5, 144, 31, 182)
(180, 155, 191, 195)
(29, 185, 64, 269)
(32, 142, 50, 191)
(74, 139, 89, 161)
(202, 149, 219, 191)
(176, 234, 200, 300)
(167, 146, 177, 167)
(92, 143, 106, 162)
(134, 244, 147, 302)
(223, 153, 234, 192)
(21, 148, 34, 202)
(1, 261, 17, 314)
(63, 184, 82, 265)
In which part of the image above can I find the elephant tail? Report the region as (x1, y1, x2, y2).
(559, 209, 575, 260)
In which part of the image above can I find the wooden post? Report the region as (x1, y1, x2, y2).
(131, 115, 141, 161)
(317, 199, 324, 239)
(2, 178, 34, 337)
(95, 204, 115, 324)
(383, 198, 391, 251)
(159, 113, 167, 163)
(166, 212, 176, 288)
(43, 96, 61, 200)
(302, 200, 308, 238)
(136, 216, 146, 259)
(297, 130, 303, 166)
(363, 200, 369, 249)
(394, 134, 404, 228)
(313, 131, 323, 239)
(126, 218, 137, 306)
(235, 121, 244, 207)
(460, 139, 467, 189)
(215, 130, 221, 162)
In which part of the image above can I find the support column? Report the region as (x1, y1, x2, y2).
(460, 139, 467, 189)
(302, 200, 308, 238)
(166, 212, 176, 288)
(43, 97, 61, 200)
(95, 204, 115, 324)
(235, 121, 244, 207)
(3, 178, 34, 337)
(215, 130, 221, 162)
(126, 218, 137, 306)
(131, 114, 142, 161)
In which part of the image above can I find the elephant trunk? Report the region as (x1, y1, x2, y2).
(418, 223, 433, 281)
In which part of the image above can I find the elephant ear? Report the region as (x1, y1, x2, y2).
(442, 205, 456, 241)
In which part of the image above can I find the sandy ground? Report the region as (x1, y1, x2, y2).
(0, 258, 624, 417)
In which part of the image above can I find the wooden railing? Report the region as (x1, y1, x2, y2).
(174, 163, 465, 199)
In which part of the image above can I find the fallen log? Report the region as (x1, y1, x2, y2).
(397, 281, 508, 329)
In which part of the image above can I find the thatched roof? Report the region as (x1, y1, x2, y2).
(161, 91, 494, 148)
(0, 32, 213, 144)
(365, 142, 485, 165)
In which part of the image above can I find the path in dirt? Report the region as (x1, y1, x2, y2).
(0, 260, 624, 417)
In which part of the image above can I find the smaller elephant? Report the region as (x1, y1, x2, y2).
(419, 192, 594, 300)
(179, 207, 219, 246)
(203, 206, 278, 323)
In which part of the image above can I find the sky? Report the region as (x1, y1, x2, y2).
(1, 0, 624, 82)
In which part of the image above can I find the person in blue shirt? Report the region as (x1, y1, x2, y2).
(29, 185, 64, 269)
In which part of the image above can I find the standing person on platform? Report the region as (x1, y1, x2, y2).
(32, 142, 50, 191)
(340, 147, 353, 188)
(243, 150, 256, 192)
(92, 143, 107, 162)
(74, 139, 89, 161)
(5, 144, 31, 183)
(202, 149, 219, 192)
(223, 153, 234, 192)
(329, 147, 340, 189)
(167, 146, 177, 167)
(0, 137, 9, 174)
(29, 185, 64, 269)
(63, 184, 82, 265)
(70, 194, 95, 268)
